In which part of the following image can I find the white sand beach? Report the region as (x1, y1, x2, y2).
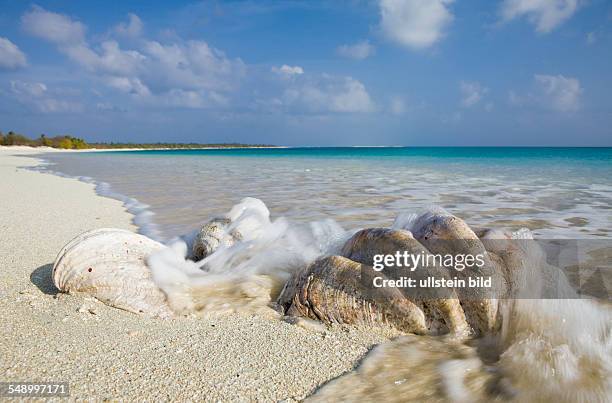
(0, 147, 398, 401)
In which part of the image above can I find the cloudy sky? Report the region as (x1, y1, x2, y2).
(0, 0, 610, 146)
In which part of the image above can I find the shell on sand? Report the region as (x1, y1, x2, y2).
(341, 228, 469, 335)
(278, 255, 430, 334)
(280, 212, 518, 336)
(407, 212, 505, 334)
(192, 218, 242, 260)
(52, 228, 173, 318)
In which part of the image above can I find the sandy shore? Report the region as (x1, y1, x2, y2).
(0, 147, 397, 400)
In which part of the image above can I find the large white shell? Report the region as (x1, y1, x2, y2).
(52, 228, 173, 318)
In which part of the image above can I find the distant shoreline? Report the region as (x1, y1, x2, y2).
(0, 132, 278, 151)
(0, 145, 285, 152)
(2, 145, 611, 154)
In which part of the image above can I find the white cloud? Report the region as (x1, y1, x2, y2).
(534, 74, 582, 112)
(20, 7, 245, 109)
(460, 81, 489, 107)
(21, 6, 86, 45)
(500, 0, 580, 33)
(0, 37, 28, 69)
(17, 6, 371, 114)
(162, 89, 229, 109)
(10, 80, 47, 97)
(64, 41, 145, 76)
(329, 78, 375, 112)
(281, 76, 375, 113)
(379, 0, 454, 49)
(9, 80, 81, 113)
(113, 13, 143, 38)
(337, 40, 375, 60)
(509, 74, 582, 112)
(272, 64, 304, 77)
(105, 76, 150, 96)
(141, 40, 245, 93)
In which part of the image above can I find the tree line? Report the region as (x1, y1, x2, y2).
(0, 131, 88, 149)
(0, 130, 273, 149)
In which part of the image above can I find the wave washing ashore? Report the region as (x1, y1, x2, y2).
(19, 147, 612, 400)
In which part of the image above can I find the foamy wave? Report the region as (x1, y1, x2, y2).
(147, 197, 349, 315)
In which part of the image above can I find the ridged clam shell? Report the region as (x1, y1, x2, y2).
(280, 215, 516, 336)
(341, 228, 469, 335)
(408, 213, 503, 333)
(278, 256, 430, 334)
(410, 211, 487, 257)
(52, 228, 173, 318)
(341, 228, 416, 264)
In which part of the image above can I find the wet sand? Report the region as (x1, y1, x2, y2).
(0, 147, 398, 400)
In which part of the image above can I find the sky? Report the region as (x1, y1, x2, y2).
(0, 0, 611, 146)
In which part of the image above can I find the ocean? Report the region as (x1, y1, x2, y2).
(40, 147, 612, 241)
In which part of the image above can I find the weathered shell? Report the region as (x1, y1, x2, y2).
(410, 211, 487, 257)
(192, 218, 242, 260)
(341, 228, 417, 264)
(280, 216, 517, 336)
(401, 213, 504, 333)
(278, 255, 430, 334)
(341, 228, 469, 335)
(52, 228, 173, 318)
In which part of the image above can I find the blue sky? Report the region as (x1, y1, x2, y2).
(0, 0, 611, 146)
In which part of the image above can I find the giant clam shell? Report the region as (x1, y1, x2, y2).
(405, 212, 505, 333)
(52, 228, 173, 318)
(278, 255, 430, 334)
(279, 213, 517, 336)
(341, 228, 469, 335)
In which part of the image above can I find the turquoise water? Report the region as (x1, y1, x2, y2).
(41, 147, 612, 240)
(100, 146, 612, 162)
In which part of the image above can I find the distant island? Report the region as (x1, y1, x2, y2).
(0, 131, 274, 150)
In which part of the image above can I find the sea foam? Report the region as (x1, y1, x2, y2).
(147, 197, 348, 315)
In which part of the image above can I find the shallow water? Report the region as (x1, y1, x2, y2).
(38, 148, 612, 402)
(41, 147, 612, 241)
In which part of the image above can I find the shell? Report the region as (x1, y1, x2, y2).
(280, 215, 517, 336)
(410, 211, 487, 257)
(278, 256, 430, 334)
(52, 228, 173, 318)
(408, 213, 504, 333)
(341, 228, 418, 265)
(341, 228, 469, 335)
(192, 218, 242, 260)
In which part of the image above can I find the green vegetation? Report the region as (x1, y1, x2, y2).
(0, 130, 273, 150)
(0, 131, 89, 149)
